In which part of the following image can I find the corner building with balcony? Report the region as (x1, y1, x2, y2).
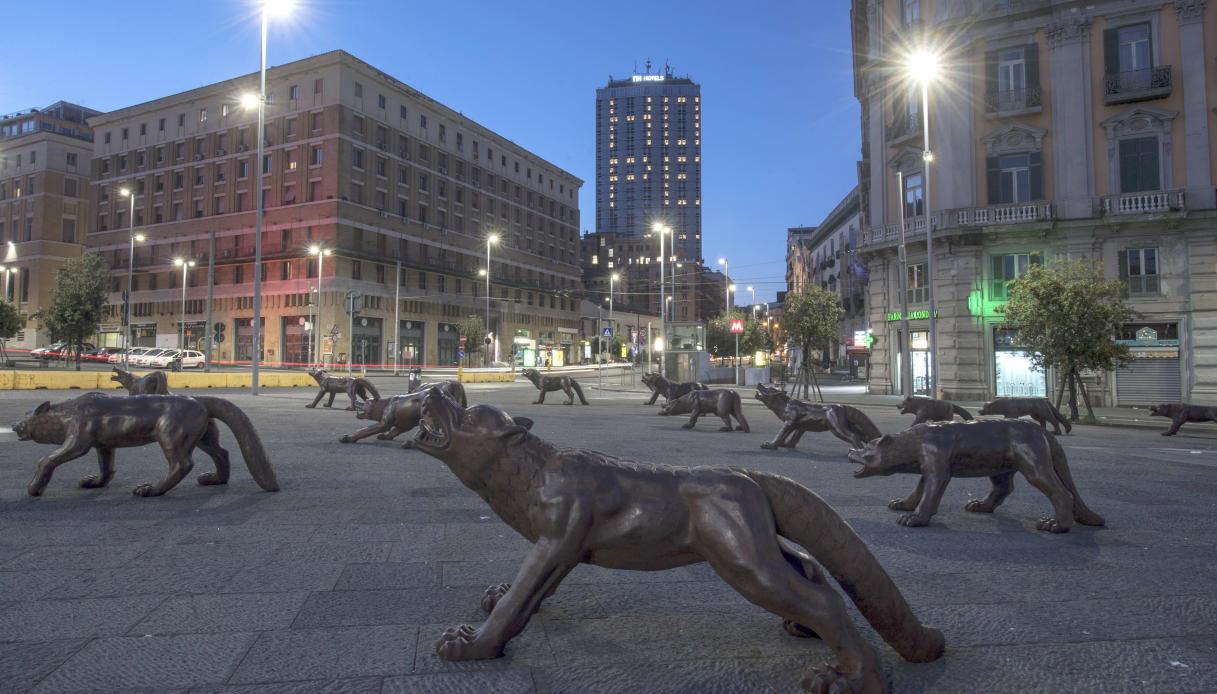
(0, 102, 99, 350)
(851, 0, 1217, 405)
(88, 50, 582, 367)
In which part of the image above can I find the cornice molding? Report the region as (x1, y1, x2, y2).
(1045, 13, 1092, 48)
(1175, 0, 1207, 25)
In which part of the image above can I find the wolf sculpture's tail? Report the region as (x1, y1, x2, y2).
(1052, 407, 1072, 434)
(350, 378, 380, 402)
(952, 404, 974, 420)
(194, 396, 280, 491)
(570, 379, 589, 405)
(749, 471, 945, 664)
(845, 405, 883, 442)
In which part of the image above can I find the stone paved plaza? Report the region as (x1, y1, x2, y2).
(0, 375, 1215, 693)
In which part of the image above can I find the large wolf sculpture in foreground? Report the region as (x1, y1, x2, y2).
(411, 388, 944, 693)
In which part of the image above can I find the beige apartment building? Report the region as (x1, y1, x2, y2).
(88, 50, 583, 367)
(0, 102, 99, 350)
(851, 0, 1216, 405)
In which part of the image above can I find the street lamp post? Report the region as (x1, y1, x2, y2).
(896, 171, 914, 397)
(174, 258, 196, 350)
(119, 188, 145, 369)
(608, 272, 618, 358)
(308, 245, 329, 366)
(652, 224, 671, 376)
(484, 233, 497, 366)
(909, 49, 940, 398)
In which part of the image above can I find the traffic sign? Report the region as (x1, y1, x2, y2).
(343, 291, 362, 316)
(602, 327, 612, 337)
(214, 333, 225, 344)
(214, 322, 225, 333)
(457, 349, 465, 359)
(459, 335, 467, 345)
(730, 320, 744, 333)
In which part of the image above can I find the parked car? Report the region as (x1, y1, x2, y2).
(131, 348, 169, 367)
(147, 349, 204, 369)
(84, 347, 123, 361)
(31, 342, 96, 360)
(147, 349, 181, 368)
(109, 347, 151, 365)
(176, 350, 205, 369)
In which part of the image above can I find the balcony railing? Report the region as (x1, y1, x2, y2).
(984, 86, 1043, 114)
(1102, 189, 1185, 216)
(859, 202, 1053, 248)
(1104, 66, 1172, 105)
(886, 112, 921, 143)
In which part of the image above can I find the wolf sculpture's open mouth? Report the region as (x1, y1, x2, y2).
(414, 400, 449, 449)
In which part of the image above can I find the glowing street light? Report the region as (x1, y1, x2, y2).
(308, 245, 330, 365)
(906, 46, 941, 397)
(652, 223, 671, 376)
(484, 233, 497, 366)
(119, 187, 146, 368)
(174, 258, 197, 351)
(244, 0, 294, 393)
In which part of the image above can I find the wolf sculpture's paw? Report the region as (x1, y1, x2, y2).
(1036, 516, 1071, 533)
(887, 498, 917, 511)
(339, 435, 356, 444)
(481, 583, 511, 613)
(964, 499, 995, 513)
(435, 624, 502, 661)
(79, 475, 107, 489)
(132, 483, 156, 497)
(196, 472, 226, 486)
(801, 662, 868, 694)
(760, 442, 779, 450)
(719, 426, 732, 432)
(1161, 431, 1175, 436)
(782, 618, 820, 639)
(304, 404, 316, 409)
(896, 512, 930, 527)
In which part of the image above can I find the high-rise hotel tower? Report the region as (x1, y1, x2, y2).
(594, 64, 702, 264)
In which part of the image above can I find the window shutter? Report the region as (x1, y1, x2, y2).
(1104, 28, 1119, 74)
(1140, 138, 1160, 191)
(1025, 44, 1040, 92)
(1119, 139, 1139, 193)
(986, 156, 1001, 205)
(991, 255, 1005, 299)
(1117, 250, 1130, 298)
(1029, 151, 1044, 201)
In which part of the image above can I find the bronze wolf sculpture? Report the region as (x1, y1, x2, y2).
(658, 388, 751, 432)
(341, 380, 468, 446)
(755, 383, 881, 450)
(1150, 403, 1217, 436)
(979, 397, 1071, 435)
(521, 368, 588, 405)
(411, 389, 944, 694)
(897, 396, 973, 425)
(847, 419, 1104, 533)
(641, 372, 708, 405)
(306, 368, 380, 410)
(14, 393, 279, 497)
(111, 367, 170, 395)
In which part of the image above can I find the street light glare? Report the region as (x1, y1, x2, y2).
(263, 0, 294, 17)
(241, 93, 259, 110)
(174, 257, 185, 266)
(134, 234, 146, 242)
(120, 188, 131, 197)
(908, 49, 941, 82)
(488, 234, 499, 243)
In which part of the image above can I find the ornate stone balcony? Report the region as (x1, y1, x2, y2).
(984, 86, 1043, 117)
(1104, 66, 1172, 106)
(859, 202, 1053, 249)
(1101, 189, 1185, 216)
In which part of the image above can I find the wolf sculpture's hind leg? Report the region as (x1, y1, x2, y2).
(964, 472, 1015, 513)
(195, 421, 231, 485)
(134, 427, 201, 497)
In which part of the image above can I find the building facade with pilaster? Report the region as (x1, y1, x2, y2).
(88, 50, 582, 367)
(852, 0, 1216, 405)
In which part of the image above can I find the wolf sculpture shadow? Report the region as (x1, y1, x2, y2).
(521, 368, 588, 405)
(306, 368, 380, 410)
(411, 389, 944, 693)
(111, 367, 171, 395)
(13, 393, 278, 497)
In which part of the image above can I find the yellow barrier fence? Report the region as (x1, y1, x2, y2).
(0, 370, 316, 390)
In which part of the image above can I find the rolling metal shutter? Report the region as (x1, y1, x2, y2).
(1116, 358, 1182, 406)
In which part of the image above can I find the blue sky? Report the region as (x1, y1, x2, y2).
(5, 0, 862, 305)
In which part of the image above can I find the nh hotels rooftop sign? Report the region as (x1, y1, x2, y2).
(631, 75, 665, 82)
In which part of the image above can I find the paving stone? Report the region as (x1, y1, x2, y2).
(189, 677, 383, 694)
(228, 625, 417, 684)
(0, 595, 165, 641)
(334, 561, 442, 591)
(130, 592, 310, 635)
(29, 632, 255, 692)
(0, 639, 87, 694)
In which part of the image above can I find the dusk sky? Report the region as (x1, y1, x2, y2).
(5, 0, 862, 305)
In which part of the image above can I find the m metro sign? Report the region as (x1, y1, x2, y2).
(729, 320, 744, 333)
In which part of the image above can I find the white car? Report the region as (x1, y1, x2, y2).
(131, 348, 169, 367)
(149, 349, 204, 369)
(109, 347, 151, 365)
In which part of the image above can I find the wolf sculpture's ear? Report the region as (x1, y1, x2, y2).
(501, 424, 530, 446)
(512, 416, 535, 431)
(34, 401, 51, 416)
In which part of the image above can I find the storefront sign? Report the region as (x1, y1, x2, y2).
(886, 310, 938, 321)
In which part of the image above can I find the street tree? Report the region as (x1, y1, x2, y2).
(706, 309, 746, 365)
(454, 314, 486, 365)
(0, 299, 23, 366)
(999, 257, 1141, 420)
(35, 253, 111, 371)
(780, 286, 844, 401)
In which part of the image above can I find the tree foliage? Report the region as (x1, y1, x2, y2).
(453, 314, 486, 363)
(0, 299, 22, 339)
(706, 308, 776, 364)
(999, 257, 1141, 418)
(780, 287, 844, 400)
(36, 254, 111, 370)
